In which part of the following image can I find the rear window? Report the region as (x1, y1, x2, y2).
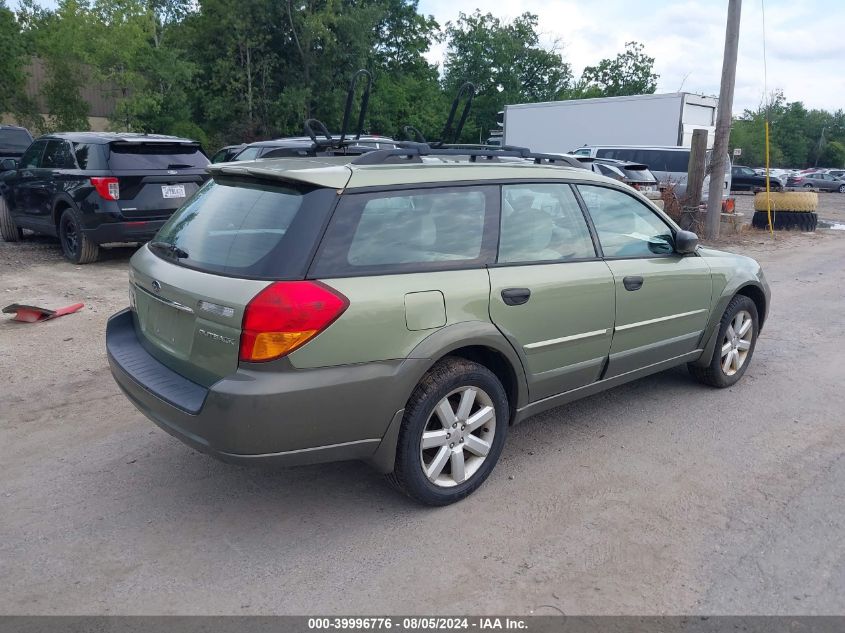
(152, 178, 336, 279)
(107, 142, 208, 170)
(621, 167, 657, 182)
(0, 128, 33, 153)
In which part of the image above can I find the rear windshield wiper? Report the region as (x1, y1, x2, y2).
(149, 240, 189, 259)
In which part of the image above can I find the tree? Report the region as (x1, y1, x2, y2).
(442, 11, 572, 141)
(580, 41, 658, 97)
(0, 1, 36, 121)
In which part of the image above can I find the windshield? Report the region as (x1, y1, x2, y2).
(152, 178, 335, 279)
(107, 143, 208, 170)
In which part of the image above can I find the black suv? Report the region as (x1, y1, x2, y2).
(0, 132, 209, 263)
(0, 125, 34, 164)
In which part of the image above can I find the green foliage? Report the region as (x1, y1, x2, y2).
(442, 11, 573, 141)
(730, 91, 845, 168)
(580, 42, 658, 97)
(0, 1, 35, 119)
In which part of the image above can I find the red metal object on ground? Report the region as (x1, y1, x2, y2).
(2, 303, 85, 323)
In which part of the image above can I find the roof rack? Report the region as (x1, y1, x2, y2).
(400, 82, 476, 147)
(302, 69, 375, 155)
(351, 143, 586, 169)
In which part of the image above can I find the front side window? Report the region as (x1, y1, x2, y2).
(499, 184, 596, 263)
(19, 140, 47, 168)
(577, 185, 674, 258)
(233, 147, 261, 161)
(311, 186, 497, 276)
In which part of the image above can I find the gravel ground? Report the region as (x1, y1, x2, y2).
(1, 200, 844, 615)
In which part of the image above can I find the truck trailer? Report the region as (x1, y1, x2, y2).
(503, 92, 718, 154)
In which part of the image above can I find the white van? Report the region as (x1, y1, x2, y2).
(572, 145, 731, 202)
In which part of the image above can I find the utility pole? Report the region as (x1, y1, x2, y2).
(705, 0, 742, 239)
(681, 128, 709, 232)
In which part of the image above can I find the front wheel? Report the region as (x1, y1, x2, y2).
(689, 295, 759, 388)
(387, 358, 509, 505)
(59, 207, 99, 264)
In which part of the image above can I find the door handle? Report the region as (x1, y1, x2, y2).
(501, 288, 531, 306)
(623, 276, 644, 291)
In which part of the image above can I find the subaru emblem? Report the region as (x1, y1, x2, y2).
(151, 280, 162, 293)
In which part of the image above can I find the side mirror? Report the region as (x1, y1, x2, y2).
(0, 158, 18, 172)
(675, 230, 699, 254)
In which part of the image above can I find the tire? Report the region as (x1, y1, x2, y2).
(803, 183, 813, 189)
(689, 295, 759, 388)
(58, 207, 99, 264)
(839, 184, 845, 194)
(0, 196, 22, 242)
(753, 191, 817, 212)
(386, 357, 509, 506)
(752, 210, 817, 231)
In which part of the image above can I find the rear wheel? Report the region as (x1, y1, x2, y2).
(59, 207, 99, 264)
(838, 184, 845, 194)
(689, 295, 759, 388)
(803, 183, 813, 189)
(387, 358, 508, 506)
(0, 196, 22, 242)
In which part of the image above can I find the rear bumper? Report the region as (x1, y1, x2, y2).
(106, 309, 420, 468)
(84, 219, 167, 244)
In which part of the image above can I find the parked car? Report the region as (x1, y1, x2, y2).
(573, 145, 732, 202)
(587, 158, 660, 193)
(210, 144, 246, 163)
(106, 144, 770, 505)
(752, 167, 789, 184)
(0, 124, 34, 165)
(732, 165, 783, 191)
(232, 135, 397, 161)
(0, 132, 210, 262)
(787, 172, 845, 192)
(826, 169, 845, 179)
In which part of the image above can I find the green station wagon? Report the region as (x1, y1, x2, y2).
(107, 146, 770, 505)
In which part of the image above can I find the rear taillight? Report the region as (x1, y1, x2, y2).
(239, 281, 348, 362)
(90, 177, 119, 200)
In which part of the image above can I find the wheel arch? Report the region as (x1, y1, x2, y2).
(52, 195, 76, 228)
(735, 283, 767, 330)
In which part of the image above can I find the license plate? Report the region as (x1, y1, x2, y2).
(162, 185, 186, 199)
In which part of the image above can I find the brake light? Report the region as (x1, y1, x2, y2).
(239, 281, 348, 362)
(90, 177, 119, 200)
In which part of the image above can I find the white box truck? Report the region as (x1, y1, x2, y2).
(503, 92, 718, 154)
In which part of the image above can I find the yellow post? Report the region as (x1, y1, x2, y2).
(765, 121, 774, 235)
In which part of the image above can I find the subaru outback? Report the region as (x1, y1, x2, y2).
(0, 132, 209, 263)
(107, 145, 770, 506)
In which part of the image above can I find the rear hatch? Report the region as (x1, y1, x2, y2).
(129, 176, 339, 385)
(0, 128, 33, 160)
(106, 141, 209, 219)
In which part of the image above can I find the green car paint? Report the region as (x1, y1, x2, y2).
(108, 154, 770, 476)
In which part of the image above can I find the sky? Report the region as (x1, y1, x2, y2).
(417, 0, 845, 114)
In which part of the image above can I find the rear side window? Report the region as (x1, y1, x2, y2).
(152, 178, 336, 279)
(233, 147, 261, 161)
(73, 143, 107, 170)
(311, 186, 498, 277)
(499, 184, 595, 263)
(41, 140, 76, 169)
(0, 128, 33, 153)
(107, 143, 209, 170)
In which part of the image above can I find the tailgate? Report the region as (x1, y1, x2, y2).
(114, 171, 206, 218)
(129, 245, 268, 386)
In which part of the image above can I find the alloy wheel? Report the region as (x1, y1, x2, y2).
(61, 215, 79, 257)
(420, 386, 496, 488)
(720, 309, 754, 376)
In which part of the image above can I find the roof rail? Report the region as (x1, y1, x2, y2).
(351, 144, 586, 169)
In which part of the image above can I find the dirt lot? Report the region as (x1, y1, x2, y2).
(1, 194, 844, 615)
